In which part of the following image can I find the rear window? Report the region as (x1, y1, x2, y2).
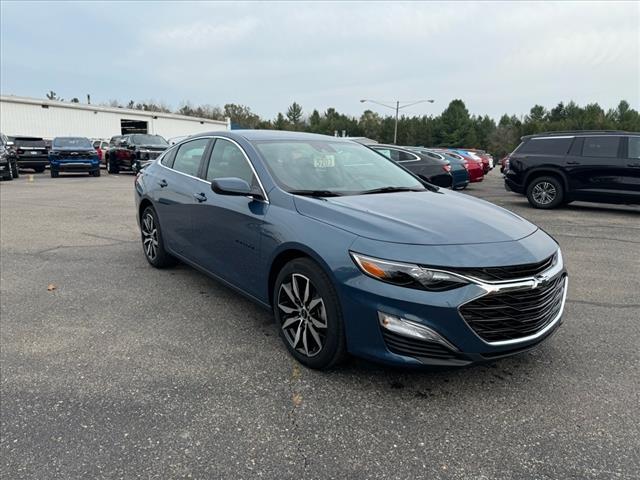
(582, 136, 620, 158)
(517, 137, 573, 155)
(14, 138, 46, 147)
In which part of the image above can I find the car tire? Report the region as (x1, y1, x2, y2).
(140, 206, 176, 268)
(92, 169, 101, 177)
(107, 157, 119, 174)
(273, 258, 347, 370)
(526, 176, 564, 209)
(11, 161, 19, 178)
(50, 169, 59, 178)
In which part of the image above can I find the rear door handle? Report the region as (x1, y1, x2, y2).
(158, 179, 168, 188)
(566, 161, 580, 165)
(193, 192, 207, 203)
(628, 163, 640, 168)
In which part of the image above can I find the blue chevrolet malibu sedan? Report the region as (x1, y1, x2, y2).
(134, 131, 567, 369)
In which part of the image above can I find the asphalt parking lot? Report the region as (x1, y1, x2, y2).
(1, 170, 639, 479)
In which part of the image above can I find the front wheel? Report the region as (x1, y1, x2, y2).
(140, 206, 176, 268)
(274, 258, 347, 369)
(50, 169, 59, 178)
(526, 176, 564, 209)
(92, 169, 101, 177)
(11, 161, 19, 178)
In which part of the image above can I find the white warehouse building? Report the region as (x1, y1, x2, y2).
(0, 95, 229, 140)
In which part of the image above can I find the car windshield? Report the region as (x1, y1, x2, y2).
(130, 134, 168, 146)
(53, 137, 92, 149)
(253, 140, 425, 195)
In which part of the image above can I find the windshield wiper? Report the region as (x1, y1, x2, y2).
(360, 186, 425, 195)
(288, 189, 342, 197)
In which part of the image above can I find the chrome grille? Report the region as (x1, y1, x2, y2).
(459, 274, 566, 343)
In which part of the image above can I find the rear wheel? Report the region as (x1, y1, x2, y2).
(140, 206, 176, 268)
(526, 176, 564, 209)
(273, 258, 347, 369)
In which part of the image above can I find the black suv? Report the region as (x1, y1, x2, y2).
(12, 136, 49, 173)
(504, 131, 640, 209)
(105, 134, 168, 174)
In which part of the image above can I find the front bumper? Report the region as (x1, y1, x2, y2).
(337, 234, 566, 367)
(51, 160, 100, 172)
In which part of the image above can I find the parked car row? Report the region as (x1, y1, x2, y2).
(350, 140, 495, 191)
(0, 132, 171, 179)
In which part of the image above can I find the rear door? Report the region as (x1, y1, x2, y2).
(153, 138, 212, 259)
(619, 136, 640, 198)
(567, 136, 623, 196)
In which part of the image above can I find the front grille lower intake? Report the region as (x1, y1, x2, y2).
(381, 329, 462, 361)
(459, 274, 566, 343)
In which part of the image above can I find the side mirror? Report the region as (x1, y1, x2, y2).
(211, 177, 253, 197)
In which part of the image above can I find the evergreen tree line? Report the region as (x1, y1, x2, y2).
(50, 90, 639, 157)
(174, 98, 640, 157)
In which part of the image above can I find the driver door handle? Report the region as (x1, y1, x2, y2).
(193, 192, 207, 203)
(158, 179, 168, 188)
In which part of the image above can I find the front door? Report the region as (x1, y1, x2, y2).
(190, 138, 268, 298)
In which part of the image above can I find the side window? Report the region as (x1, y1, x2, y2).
(518, 137, 573, 155)
(373, 148, 393, 159)
(206, 138, 255, 185)
(172, 138, 209, 176)
(626, 137, 640, 159)
(582, 137, 620, 158)
(161, 147, 178, 168)
(397, 150, 419, 162)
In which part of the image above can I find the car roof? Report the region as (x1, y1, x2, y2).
(191, 130, 354, 143)
(523, 130, 638, 140)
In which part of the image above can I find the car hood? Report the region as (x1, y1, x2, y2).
(294, 190, 538, 245)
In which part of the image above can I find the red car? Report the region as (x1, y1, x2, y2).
(462, 149, 491, 174)
(435, 149, 484, 183)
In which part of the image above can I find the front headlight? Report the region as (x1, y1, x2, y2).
(350, 252, 469, 291)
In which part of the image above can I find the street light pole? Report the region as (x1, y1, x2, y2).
(394, 100, 399, 145)
(360, 98, 435, 145)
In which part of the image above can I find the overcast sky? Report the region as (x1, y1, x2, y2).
(1, 1, 638, 120)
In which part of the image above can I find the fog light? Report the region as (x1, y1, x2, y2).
(378, 312, 458, 350)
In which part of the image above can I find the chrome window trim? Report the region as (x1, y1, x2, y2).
(156, 135, 270, 203)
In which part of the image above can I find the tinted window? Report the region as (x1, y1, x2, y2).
(372, 148, 394, 160)
(397, 150, 419, 162)
(160, 147, 177, 168)
(206, 139, 255, 185)
(130, 134, 168, 146)
(14, 138, 46, 147)
(172, 138, 209, 176)
(582, 137, 620, 158)
(518, 137, 573, 155)
(628, 137, 640, 159)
